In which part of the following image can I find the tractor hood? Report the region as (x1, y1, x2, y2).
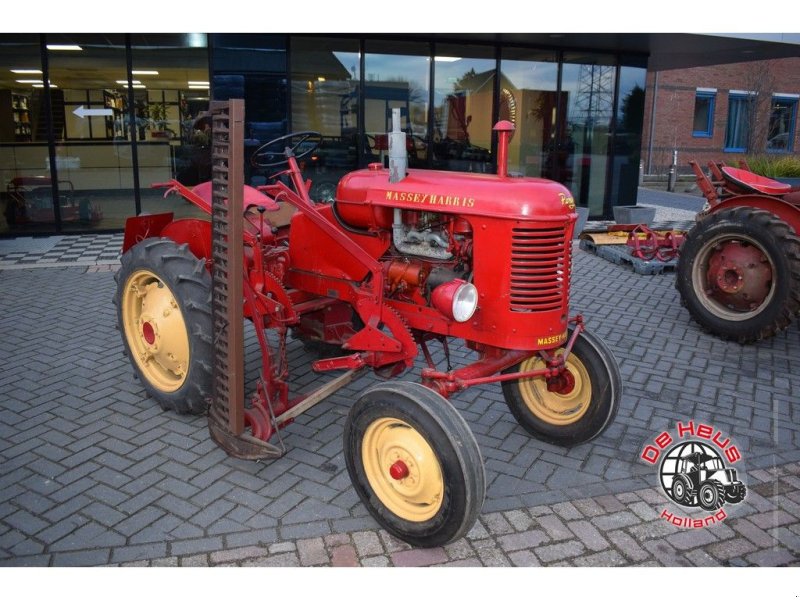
(336, 165, 577, 227)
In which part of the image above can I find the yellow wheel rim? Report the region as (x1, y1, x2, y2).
(361, 417, 444, 522)
(517, 351, 591, 426)
(121, 269, 190, 393)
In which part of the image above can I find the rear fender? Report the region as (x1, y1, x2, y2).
(161, 218, 213, 266)
(122, 212, 174, 253)
(707, 195, 800, 232)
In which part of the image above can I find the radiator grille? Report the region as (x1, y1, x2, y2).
(509, 226, 569, 311)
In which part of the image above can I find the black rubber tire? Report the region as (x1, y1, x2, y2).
(676, 207, 800, 344)
(698, 480, 726, 511)
(501, 327, 621, 447)
(671, 475, 693, 506)
(725, 486, 747, 504)
(114, 238, 213, 415)
(344, 381, 485, 548)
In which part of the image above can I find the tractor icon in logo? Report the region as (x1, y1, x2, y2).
(659, 441, 746, 511)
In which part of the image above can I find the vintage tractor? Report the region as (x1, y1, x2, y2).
(114, 102, 621, 547)
(677, 161, 800, 343)
(669, 449, 746, 510)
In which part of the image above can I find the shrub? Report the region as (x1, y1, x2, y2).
(745, 154, 800, 178)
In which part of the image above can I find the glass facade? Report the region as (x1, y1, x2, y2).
(1, 34, 649, 235)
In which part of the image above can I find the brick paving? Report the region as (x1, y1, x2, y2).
(1, 191, 799, 567)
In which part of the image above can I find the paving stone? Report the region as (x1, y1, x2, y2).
(361, 555, 390, 567)
(507, 549, 541, 567)
(323, 533, 351, 548)
(573, 549, 627, 567)
(731, 519, 776, 549)
(552, 501, 583, 520)
(642, 540, 692, 567)
(269, 541, 296, 554)
(567, 520, 609, 551)
(181, 554, 209, 567)
(745, 547, 796, 567)
(607, 530, 651, 562)
(297, 537, 328, 566)
(592, 511, 642, 531)
(51, 549, 110, 567)
(170, 536, 224, 556)
(665, 528, 717, 551)
(391, 547, 448, 567)
(110, 543, 168, 564)
(481, 512, 514, 535)
(504, 509, 534, 532)
(352, 531, 382, 557)
(497, 529, 549, 552)
(210, 546, 268, 564)
(535, 541, 586, 563)
(747, 509, 797, 530)
(330, 544, 359, 567)
(707, 539, 758, 561)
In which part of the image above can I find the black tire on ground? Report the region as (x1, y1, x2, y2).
(725, 486, 747, 504)
(675, 207, 800, 344)
(501, 327, 621, 447)
(698, 480, 726, 511)
(344, 381, 485, 548)
(114, 238, 213, 415)
(671, 475, 693, 506)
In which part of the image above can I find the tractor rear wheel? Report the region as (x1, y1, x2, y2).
(115, 238, 212, 415)
(725, 486, 747, 504)
(501, 327, 621, 447)
(676, 207, 800, 343)
(698, 480, 726, 511)
(344, 381, 485, 548)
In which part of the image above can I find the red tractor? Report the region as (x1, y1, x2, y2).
(677, 161, 800, 343)
(114, 102, 621, 547)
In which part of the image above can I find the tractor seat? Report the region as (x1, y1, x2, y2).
(720, 166, 792, 196)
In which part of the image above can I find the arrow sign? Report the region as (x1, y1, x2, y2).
(73, 105, 113, 118)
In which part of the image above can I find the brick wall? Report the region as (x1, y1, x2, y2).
(641, 58, 800, 175)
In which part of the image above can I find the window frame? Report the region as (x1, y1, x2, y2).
(691, 89, 716, 138)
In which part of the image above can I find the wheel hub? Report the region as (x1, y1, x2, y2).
(546, 369, 576, 394)
(389, 459, 410, 480)
(704, 239, 772, 312)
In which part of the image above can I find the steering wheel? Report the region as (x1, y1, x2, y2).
(251, 131, 322, 168)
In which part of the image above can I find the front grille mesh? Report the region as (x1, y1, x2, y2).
(509, 226, 569, 311)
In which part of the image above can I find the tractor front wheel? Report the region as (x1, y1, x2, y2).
(676, 207, 800, 343)
(344, 381, 485, 547)
(501, 327, 621, 447)
(115, 238, 213, 415)
(698, 481, 726, 511)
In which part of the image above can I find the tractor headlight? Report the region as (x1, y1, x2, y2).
(432, 279, 478, 323)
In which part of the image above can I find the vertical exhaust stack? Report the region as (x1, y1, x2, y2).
(388, 108, 407, 183)
(494, 120, 515, 178)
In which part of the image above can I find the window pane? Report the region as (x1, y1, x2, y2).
(611, 65, 646, 206)
(365, 40, 429, 170)
(131, 34, 209, 218)
(725, 95, 750, 151)
(561, 54, 616, 216)
(0, 34, 54, 233)
(46, 33, 132, 231)
(767, 97, 796, 152)
(692, 94, 714, 136)
(499, 48, 558, 178)
(291, 37, 360, 201)
(433, 44, 495, 173)
(210, 34, 287, 188)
